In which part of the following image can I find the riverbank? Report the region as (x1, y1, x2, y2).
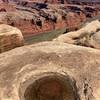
(24, 28, 66, 44)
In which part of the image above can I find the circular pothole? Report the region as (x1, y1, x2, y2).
(20, 74, 79, 100)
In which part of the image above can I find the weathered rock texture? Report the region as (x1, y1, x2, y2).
(0, 42, 100, 100)
(68, 0, 100, 5)
(0, 24, 24, 53)
(55, 20, 100, 49)
(0, 4, 85, 36)
(0, 3, 16, 11)
(0, 2, 99, 36)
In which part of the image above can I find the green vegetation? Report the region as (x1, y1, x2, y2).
(24, 28, 66, 44)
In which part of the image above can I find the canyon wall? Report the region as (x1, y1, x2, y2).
(0, 1, 99, 37)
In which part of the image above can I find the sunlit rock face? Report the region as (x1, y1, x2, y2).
(0, 42, 100, 100)
(54, 20, 100, 49)
(0, 24, 24, 53)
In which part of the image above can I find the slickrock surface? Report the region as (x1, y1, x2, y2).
(0, 24, 24, 53)
(54, 20, 100, 49)
(0, 42, 100, 100)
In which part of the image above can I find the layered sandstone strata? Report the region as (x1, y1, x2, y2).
(0, 2, 99, 37)
(0, 5, 86, 36)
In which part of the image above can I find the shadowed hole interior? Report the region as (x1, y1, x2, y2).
(22, 74, 78, 100)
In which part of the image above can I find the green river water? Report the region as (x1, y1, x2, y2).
(24, 28, 67, 45)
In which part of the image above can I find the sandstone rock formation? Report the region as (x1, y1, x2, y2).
(0, 4, 84, 36)
(54, 20, 100, 49)
(0, 42, 100, 100)
(0, 2, 99, 37)
(68, 0, 100, 6)
(0, 3, 16, 12)
(0, 24, 24, 53)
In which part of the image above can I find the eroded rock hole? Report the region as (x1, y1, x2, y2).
(36, 19, 42, 28)
(22, 74, 79, 100)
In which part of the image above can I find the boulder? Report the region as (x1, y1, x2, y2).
(0, 42, 100, 100)
(88, 31, 100, 49)
(54, 20, 100, 49)
(0, 24, 24, 53)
